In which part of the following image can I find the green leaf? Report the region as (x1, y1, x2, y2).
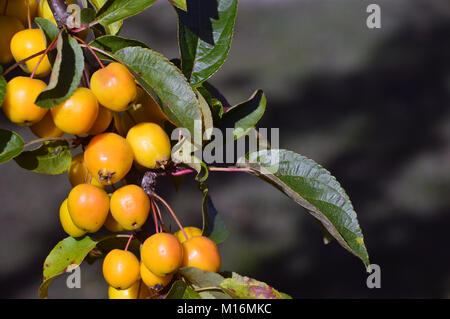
(169, 0, 186, 11)
(96, 0, 156, 25)
(88, 0, 123, 35)
(90, 35, 148, 60)
(200, 184, 228, 244)
(35, 17, 60, 41)
(39, 236, 97, 298)
(197, 87, 214, 140)
(115, 47, 202, 137)
(35, 31, 84, 109)
(238, 149, 370, 268)
(179, 267, 231, 299)
(171, 137, 209, 182)
(80, 8, 97, 24)
(220, 273, 292, 299)
(0, 129, 24, 163)
(177, 0, 238, 84)
(197, 86, 224, 125)
(220, 90, 266, 139)
(14, 140, 72, 175)
(166, 280, 201, 299)
(0, 71, 6, 107)
(35, 17, 59, 64)
(202, 81, 231, 108)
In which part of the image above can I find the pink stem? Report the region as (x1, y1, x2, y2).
(124, 234, 134, 251)
(150, 199, 159, 233)
(153, 200, 163, 233)
(152, 193, 188, 241)
(30, 30, 61, 79)
(73, 35, 105, 68)
(71, 26, 88, 33)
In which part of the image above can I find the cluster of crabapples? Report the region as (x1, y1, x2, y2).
(1, 0, 222, 299)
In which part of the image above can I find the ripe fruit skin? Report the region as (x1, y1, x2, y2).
(103, 249, 140, 290)
(110, 185, 150, 230)
(38, 0, 56, 24)
(0, 15, 24, 64)
(59, 199, 86, 238)
(2, 76, 47, 125)
(88, 106, 112, 135)
(67, 184, 110, 233)
(0, 0, 38, 26)
(90, 62, 137, 112)
(104, 193, 125, 232)
(10, 29, 51, 77)
(84, 133, 134, 185)
(140, 262, 173, 289)
(141, 233, 183, 277)
(68, 153, 103, 188)
(182, 236, 221, 273)
(104, 212, 125, 232)
(30, 112, 63, 138)
(174, 227, 203, 244)
(126, 122, 172, 169)
(108, 281, 149, 299)
(51, 87, 99, 135)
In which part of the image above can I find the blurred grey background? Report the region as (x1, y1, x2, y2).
(1, 0, 450, 298)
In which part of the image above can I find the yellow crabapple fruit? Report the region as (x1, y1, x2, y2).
(67, 183, 110, 233)
(10, 28, 51, 77)
(126, 122, 171, 169)
(141, 233, 183, 277)
(90, 62, 137, 112)
(67, 153, 103, 188)
(51, 87, 99, 135)
(174, 227, 203, 244)
(59, 198, 86, 238)
(110, 184, 150, 231)
(0, 15, 24, 64)
(140, 262, 173, 289)
(108, 281, 149, 299)
(30, 112, 63, 138)
(182, 236, 221, 273)
(102, 249, 140, 290)
(2, 76, 47, 125)
(84, 133, 134, 185)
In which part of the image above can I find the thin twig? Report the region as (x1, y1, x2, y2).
(151, 192, 188, 241)
(2, 49, 50, 77)
(30, 30, 62, 79)
(126, 110, 137, 125)
(150, 199, 159, 234)
(24, 137, 70, 148)
(83, 44, 114, 60)
(124, 234, 134, 251)
(81, 64, 90, 88)
(194, 287, 226, 293)
(2, 0, 8, 16)
(26, 0, 31, 29)
(48, 0, 69, 26)
(172, 167, 254, 176)
(153, 200, 164, 233)
(73, 35, 105, 68)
